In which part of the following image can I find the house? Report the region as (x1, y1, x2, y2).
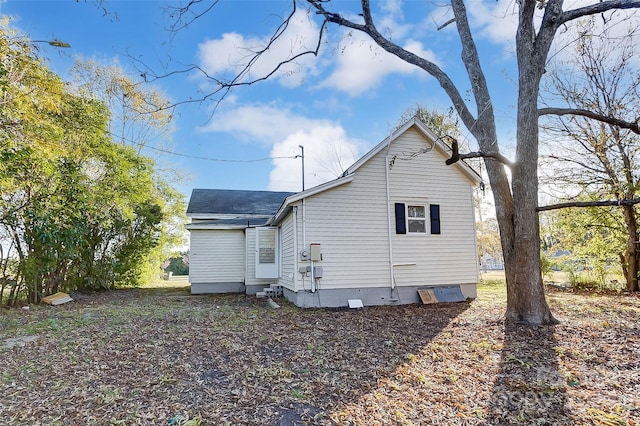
(186, 118, 481, 307)
(186, 189, 295, 294)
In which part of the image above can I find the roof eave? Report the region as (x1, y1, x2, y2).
(185, 224, 247, 231)
(268, 174, 355, 225)
(187, 213, 272, 220)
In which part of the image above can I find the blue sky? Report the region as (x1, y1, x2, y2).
(3, 0, 627, 199)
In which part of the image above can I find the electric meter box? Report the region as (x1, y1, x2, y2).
(310, 243, 321, 261)
(299, 249, 310, 261)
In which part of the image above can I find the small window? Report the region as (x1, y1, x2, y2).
(407, 205, 426, 233)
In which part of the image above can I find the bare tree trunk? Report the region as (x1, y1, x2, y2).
(508, 96, 555, 324)
(622, 205, 639, 291)
(505, 1, 556, 324)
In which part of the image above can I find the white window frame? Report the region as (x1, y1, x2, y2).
(406, 204, 427, 234)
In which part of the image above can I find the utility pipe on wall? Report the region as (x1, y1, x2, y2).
(293, 205, 298, 290)
(385, 152, 395, 292)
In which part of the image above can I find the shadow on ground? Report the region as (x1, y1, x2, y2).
(0, 292, 472, 425)
(179, 300, 472, 425)
(487, 322, 570, 425)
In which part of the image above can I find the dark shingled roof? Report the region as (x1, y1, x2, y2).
(186, 189, 295, 216)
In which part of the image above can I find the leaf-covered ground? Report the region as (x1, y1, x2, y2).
(1, 278, 638, 425)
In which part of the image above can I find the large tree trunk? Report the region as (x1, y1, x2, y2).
(501, 2, 556, 325)
(509, 103, 555, 324)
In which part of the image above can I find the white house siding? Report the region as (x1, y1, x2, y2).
(278, 212, 296, 290)
(287, 127, 478, 299)
(388, 128, 479, 289)
(244, 228, 279, 293)
(298, 152, 392, 291)
(189, 230, 245, 292)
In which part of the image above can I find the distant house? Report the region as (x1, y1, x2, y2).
(186, 118, 481, 307)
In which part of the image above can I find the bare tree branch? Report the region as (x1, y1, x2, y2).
(448, 151, 515, 168)
(444, 137, 514, 168)
(537, 198, 640, 212)
(539, 107, 640, 134)
(560, 0, 640, 26)
(134, 1, 330, 116)
(437, 18, 456, 31)
(309, 0, 479, 135)
(544, 155, 608, 175)
(165, 0, 220, 33)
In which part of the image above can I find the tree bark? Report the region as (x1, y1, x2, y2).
(622, 205, 640, 292)
(503, 0, 558, 324)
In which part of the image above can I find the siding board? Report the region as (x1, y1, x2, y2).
(189, 230, 245, 283)
(279, 213, 296, 290)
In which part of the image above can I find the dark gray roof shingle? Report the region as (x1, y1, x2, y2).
(186, 189, 295, 216)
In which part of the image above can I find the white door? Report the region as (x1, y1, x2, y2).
(255, 227, 279, 279)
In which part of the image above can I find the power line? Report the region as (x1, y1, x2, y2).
(142, 144, 297, 163)
(73, 114, 294, 164)
(102, 127, 295, 163)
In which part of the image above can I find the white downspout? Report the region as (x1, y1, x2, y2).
(301, 198, 306, 249)
(385, 149, 395, 292)
(293, 206, 298, 291)
(244, 228, 248, 290)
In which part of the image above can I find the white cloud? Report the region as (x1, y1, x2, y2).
(201, 103, 366, 191)
(202, 104, 332, 146)
(197, 1, 442, 97)
(377, 0, 412, 40)
(467, 0, 519, 45)
(319, 33, 438, 96)
(268, 126, 363, 191)
(197, 8, 320, 88)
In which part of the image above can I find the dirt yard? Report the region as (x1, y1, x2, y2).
(1, 278, 638, 425)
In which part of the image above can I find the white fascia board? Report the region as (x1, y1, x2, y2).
(187, 213, 268, 220)
(268, 174, 355, 225)
(344, 118, 417, 175)
(185, 223, 247, 231)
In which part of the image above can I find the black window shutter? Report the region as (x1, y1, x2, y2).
(430, 204, 441, 234)
(395, 203, 406, 234)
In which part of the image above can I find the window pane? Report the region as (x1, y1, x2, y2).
(259, 248, 275, 263)
(408, 205, 425, 218)
(408, 219, 426, 233)
(258, 230, 276, 263)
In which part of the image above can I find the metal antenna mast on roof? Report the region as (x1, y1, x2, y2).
(298, 145, 305, 191)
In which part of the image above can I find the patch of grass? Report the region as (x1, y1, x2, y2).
(141, 275, 190, 291)
(291, 387, 306, 399)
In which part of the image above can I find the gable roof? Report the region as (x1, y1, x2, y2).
(187, 189, 295, 219)
(269, 118, 482, 225)
(345, 117, 482, 183)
